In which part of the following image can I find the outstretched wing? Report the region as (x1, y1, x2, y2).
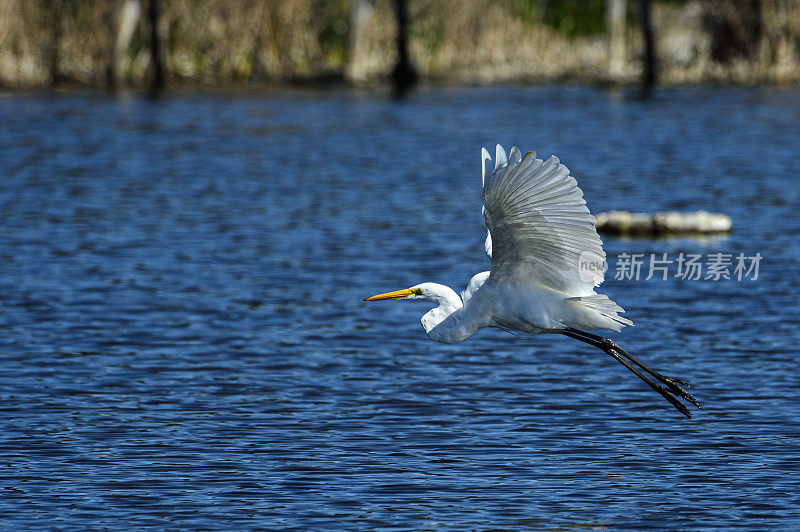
(482, 145, 605, 296)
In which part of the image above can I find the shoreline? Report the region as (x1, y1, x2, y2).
(2, 1, 799, 90)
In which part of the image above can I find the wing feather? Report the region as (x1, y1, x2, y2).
(482, 145, 605, 295)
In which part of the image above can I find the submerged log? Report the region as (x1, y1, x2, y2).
(595, 210, 732, 237)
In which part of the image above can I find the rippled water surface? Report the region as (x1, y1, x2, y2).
(1, 86, 799, 529)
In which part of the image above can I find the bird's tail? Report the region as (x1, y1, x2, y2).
(566, 294, 634, 330)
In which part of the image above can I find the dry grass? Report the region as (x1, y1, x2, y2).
(0, 0, 798, 88)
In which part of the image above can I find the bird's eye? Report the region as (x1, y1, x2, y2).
(413, 288, 423, 295)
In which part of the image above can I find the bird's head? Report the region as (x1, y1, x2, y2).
(363, 282, 466, 341)
(363, 283, 429, 302)
(364, 282, 464, 312)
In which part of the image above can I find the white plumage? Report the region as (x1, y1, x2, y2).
(365, 145, 698, 419)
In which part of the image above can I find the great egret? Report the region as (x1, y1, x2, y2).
(365, 145, 698, 420)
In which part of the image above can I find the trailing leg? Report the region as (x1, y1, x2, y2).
(564, 327, 698, 406)
(561, 328, 698, 420)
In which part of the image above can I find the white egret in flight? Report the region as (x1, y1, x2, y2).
(365, 145, 698, 419)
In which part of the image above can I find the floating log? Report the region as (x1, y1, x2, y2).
(595, 210, 732, 237)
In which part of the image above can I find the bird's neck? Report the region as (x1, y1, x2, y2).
(420, 284, 480, 344)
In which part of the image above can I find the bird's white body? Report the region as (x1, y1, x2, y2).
(365, 145, 697, 419)
(418, 278, 626, 344)
(371, 145, 632, 343)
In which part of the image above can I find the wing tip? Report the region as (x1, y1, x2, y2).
(481, 147, 493, 186)
(495, 144, 508, 170)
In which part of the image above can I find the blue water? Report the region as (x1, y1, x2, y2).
(1, 86, 799, 529)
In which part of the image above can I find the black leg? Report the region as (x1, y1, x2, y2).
(561, 328, 698, 420)
(564, 327, 698, 407)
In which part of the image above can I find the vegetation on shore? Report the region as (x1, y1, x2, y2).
(1, 0, 798, 88)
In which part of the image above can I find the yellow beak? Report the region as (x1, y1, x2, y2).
(363, 288, 416, 301)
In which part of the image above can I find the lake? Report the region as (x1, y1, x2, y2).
(1, 85, 799, 529)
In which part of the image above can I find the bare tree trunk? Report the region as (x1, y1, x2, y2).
(346, 0, 374, 83)
(44, 0, 63, 86)
(111, 0, 140, 87)
(640, 0, 656, 90)
(607, 0, 626, 81)
(147, 0, 164, 92)
(391, 0, 417, 97)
